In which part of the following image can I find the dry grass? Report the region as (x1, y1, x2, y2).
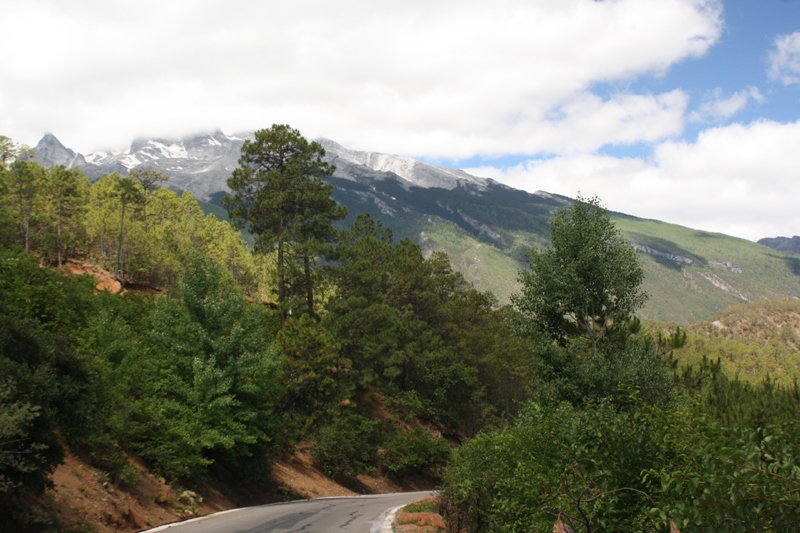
(394, 498, 446, 532)
(396, 510, 446, 528)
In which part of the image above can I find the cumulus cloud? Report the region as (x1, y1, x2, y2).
(467, 119, 800, 242)
(688, 87, 763, 123)
(0, 0, 722, 155)
(768, 31, 800, 85)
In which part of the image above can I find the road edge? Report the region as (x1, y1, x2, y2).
(139, 492, 434, 533)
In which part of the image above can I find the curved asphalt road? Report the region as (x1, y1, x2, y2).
(142, 491, 435, 533)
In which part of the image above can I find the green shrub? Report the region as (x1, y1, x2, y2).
(311, 413, 382, 477)
(380, 426, 451, 476)
(403, 499, 438, 513)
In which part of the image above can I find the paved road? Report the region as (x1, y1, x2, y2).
(142, 491, 435, 533)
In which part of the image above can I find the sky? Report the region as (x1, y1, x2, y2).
(2, 0, 799, 242)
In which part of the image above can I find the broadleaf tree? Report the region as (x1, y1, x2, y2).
(223, 124, 345, 323)
(512, 195, 647, 354)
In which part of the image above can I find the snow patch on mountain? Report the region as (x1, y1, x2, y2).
(32, 130, 493, 203)
(318, 138, 489, 192)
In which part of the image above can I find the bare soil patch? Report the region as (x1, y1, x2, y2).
(272, 448, 358, 499)
(64, 259, 122, 293)
(48, 450, 233, 532)
(47, 444, 435, 532)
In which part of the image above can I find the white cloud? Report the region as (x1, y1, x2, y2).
(688, 87, 763, 123)
(768, 31, 800, 85)
(467, 119, 800, 242)
(0, 0, 722, 155)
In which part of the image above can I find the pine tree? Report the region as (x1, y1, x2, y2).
(223, 124, 345, 323)
(43, 166, 90, 266)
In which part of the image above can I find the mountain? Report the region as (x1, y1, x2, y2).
(32, 132, 495, 202)
(32, 133, 86, 168)
(33, 130, 247, 201)
(31, 132, 800, 325)
(318, 139, 490, 191)
(759, 236, 800, 255)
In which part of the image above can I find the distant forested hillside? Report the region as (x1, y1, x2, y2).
(665, 299, 800, 385)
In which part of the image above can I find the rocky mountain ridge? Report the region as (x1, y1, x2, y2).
(33, 131, 246, 200)
(759, 236, 800, 255)
(317, 138, 490, 192)
(32, 131, 497, 202)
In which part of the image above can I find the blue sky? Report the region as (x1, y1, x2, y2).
(435, 0, 800, 168)
(1, 0, 799, 240)
(639, 0, 798, 147)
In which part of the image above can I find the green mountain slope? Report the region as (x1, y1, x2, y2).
(204, 173, 800, 325)
(30, 130, 799, 325)
(614, 216, 800, 323)
(326, 178, 800, 325)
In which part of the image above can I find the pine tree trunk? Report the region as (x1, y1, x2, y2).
(57, 200, 63, 267)
(304, 255, 314, 317)
(115, 202, 126, 292)
(24, 196, 31, 252)
(278, 240, 285, 328)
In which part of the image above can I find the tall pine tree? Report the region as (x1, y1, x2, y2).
(223, 124, 345, 323)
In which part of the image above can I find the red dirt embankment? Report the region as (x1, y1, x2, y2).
(47, 260, 441, 532)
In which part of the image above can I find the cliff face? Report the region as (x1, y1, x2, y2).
(31, 133, 86, 168)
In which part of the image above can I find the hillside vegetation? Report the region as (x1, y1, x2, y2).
(615, 216, 800, 324)
(30, 130, 800, 325)
(0, 137, 533, 531)
(668, 299, 800, 386)
(441, 197, 800, 533)
(4, 130, 800, 532)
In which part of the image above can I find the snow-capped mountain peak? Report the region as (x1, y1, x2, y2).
(31, 130, 490, 201)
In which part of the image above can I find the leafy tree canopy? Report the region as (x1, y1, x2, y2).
(512, 195, 647, 353)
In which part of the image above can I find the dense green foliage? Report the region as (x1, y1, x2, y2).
(108, 254, 282, 480)
(0, 247, 284, 530)
(0, 249, 96, 506)
(224, 124, 346, 321)
(441, 199, 800, 532)
(300, 213, 534, 480)
(0, 149, 267, 294)
(323, 214, 534, 434)
(513, 196, 647, 353)
(3, 132, 798, 532)
(0, 134, 526, 530)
